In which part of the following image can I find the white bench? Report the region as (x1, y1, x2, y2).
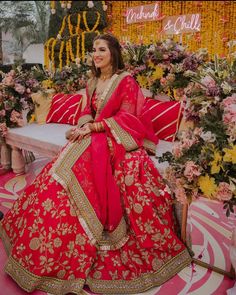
(1, 122, 173, 175)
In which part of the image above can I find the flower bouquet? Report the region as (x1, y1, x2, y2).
(145, 39, 207, 99)
(159, 56, 236, 216)
(122, 42, 150, 89)
(31, 59, 91, 94)
(0, 66, 40, 136)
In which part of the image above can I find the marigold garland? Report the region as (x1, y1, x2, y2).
(83, 11, 100, 32)
(66, 41, 70, 66)
(68, 13, 81, 36)
(67, 38, 75, 62)
(58, 15, 67, 40)
(51, 39, 57, 72)
(59, 40, 65, 70)
(44, 37, 54, 69)
(76, 36, 80, 59)
(81, 31, 86, 61)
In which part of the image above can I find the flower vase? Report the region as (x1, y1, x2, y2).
(227, 228, 236, 294)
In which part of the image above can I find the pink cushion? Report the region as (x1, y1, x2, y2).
(46, 93, 83, 125)
(142, 98, 183, 142)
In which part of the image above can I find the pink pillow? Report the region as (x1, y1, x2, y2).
(142, 98, 183, 142)
(46, 93, 83, 125)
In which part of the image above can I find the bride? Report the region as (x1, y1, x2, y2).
(0, 33, 191, 295)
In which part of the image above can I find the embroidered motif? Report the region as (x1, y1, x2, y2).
(105, 118, 138, 151)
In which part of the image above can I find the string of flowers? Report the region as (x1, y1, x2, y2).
(44, 38, 55, 69)
(82, 11, 100, 32)
(59, 40, 65, 70)
(68, 13, 81, 36)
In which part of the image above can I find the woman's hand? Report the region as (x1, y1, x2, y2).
(69, 124, 92, 142)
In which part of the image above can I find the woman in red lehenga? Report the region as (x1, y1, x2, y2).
(0, 34, 191, 295)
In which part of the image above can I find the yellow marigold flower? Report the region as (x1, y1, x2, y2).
(151, 66, 164, 80)
(148, 60, 156, 69)
(198, 175, 217, 198)
(42, 79, 54, 89)
(136, 74, 148, 88)
(210, 151, 222, 174)
(29, 114, 35, 123)
(223, 145, 236, 164)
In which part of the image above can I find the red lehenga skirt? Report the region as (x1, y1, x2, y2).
(0, 144, 191, 295)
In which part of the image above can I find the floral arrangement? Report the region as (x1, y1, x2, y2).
(0, 66, 40, 136)
(159, 56, 236, 216)
(122, 39, 208, 100)
(31, 57, 91, 94)
(122, 42, 150, 89)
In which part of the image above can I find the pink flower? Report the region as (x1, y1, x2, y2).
(184, 161, 201, 181)
(0, 109, 6, 116)
(10, 110, 24, 127)
(215, 182, 233, 201)
(2, 75, 14, 86)
(0, 123, 8, 136)
(174, 179, 188, 204)
(172, 142, 183, 158)
(14, 83, 26, 94)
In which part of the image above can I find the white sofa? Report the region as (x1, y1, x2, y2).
(1, 122, 173, 175)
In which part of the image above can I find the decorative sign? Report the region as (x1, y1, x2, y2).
(125, 3, 161, 24)
(163, 14, 201, 35)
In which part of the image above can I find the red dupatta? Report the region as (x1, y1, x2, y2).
(50, 72, 158, 250)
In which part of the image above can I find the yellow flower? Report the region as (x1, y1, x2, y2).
(136, 74, 148, 88)
(223, 145, 236, 164)
(29, 114, 35, 123)
(151, 66, 164, 80)
(198, 175, 217, 198)
(210, 151, 222, 174)
(148, 60, 156, 69)
(42, 79, 54, 89)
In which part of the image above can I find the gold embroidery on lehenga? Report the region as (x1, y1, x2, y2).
(104, 118, 139, 151)
(50, 137, 128, 250)
(86, 249, 191, 294)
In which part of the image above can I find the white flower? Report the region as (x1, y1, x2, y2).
(200, 131, 216, 142)
(88, 1, 94, 8)
(103, 4, 108, 11)
(227, 40, 236, 48)
(183, 70, 197, 77)
(221, 81, 233, 94)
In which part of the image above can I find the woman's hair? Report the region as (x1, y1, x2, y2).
(91, 33, 125, 77)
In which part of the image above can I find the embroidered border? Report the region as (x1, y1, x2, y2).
(4, 255, 85, 295)
(143, 139, 156, 155)
(95, 71, 130, 120)
(77, 114, 93, 128)
(105, 118, 138, 151)
(87, 249, 192, 294)
(50, 138, 128, 250)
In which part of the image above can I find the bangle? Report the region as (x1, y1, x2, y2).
(90, 121, 104, 132)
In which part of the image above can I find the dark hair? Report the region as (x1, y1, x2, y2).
(91, 33, 125, 78)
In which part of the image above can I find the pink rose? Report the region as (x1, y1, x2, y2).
(0, 123, 8, 136)
(174, 179, 188, 204)
(14, 83, 26, 94)
(184, 161, 201, 181)
(215, 182, 233, 201)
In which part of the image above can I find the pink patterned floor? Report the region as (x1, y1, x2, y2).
(0, 156, 235, 295)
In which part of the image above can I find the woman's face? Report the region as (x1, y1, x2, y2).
(92, 39, 112, 70)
